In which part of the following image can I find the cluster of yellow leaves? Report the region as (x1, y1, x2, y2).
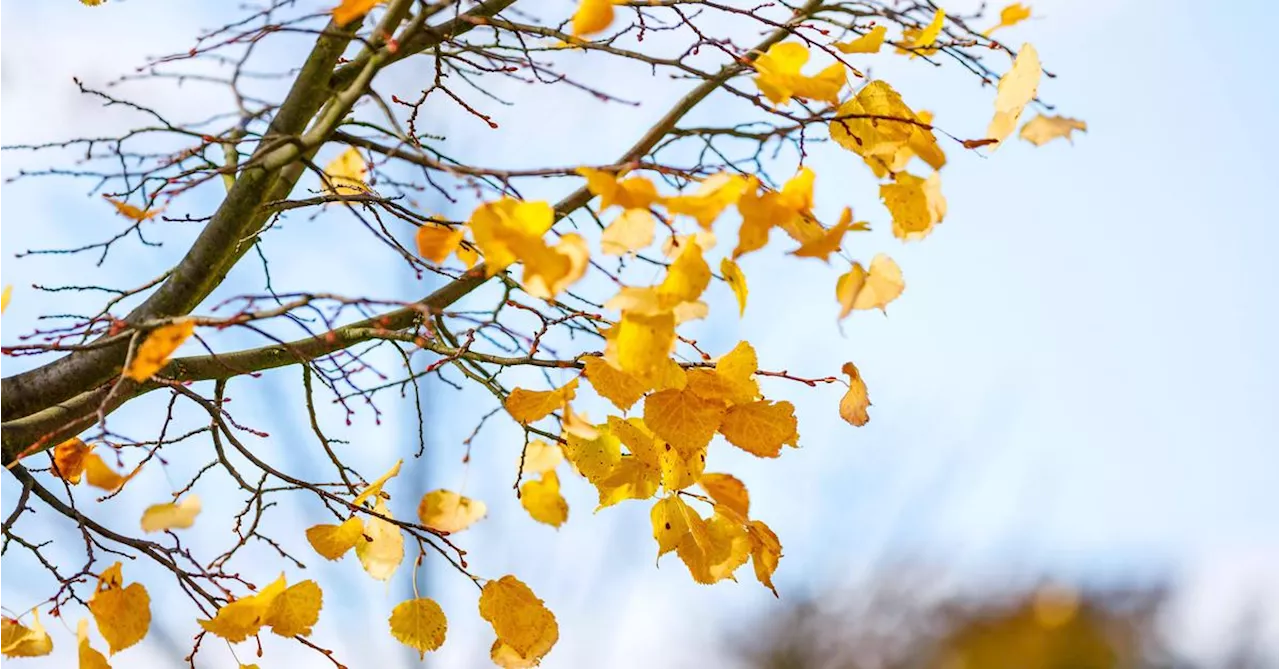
(125, 319, 195, 382)
(198, 575, 322, 642)
(51, 438, 133, 493)
(649, 480, 782, 593)
(752, 43, 846, 106)
(466, 198, 588, 300)
(304, 461, 408, 580)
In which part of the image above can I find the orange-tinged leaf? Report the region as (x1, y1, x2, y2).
(719, 400, 798, 458)
(699, 473, 750, 519)
(322, 146, 369, 193)
(105, 197, 162, 222)
(839, 362, 871, 426)
(987, 43, 1041, 146)
(1020, 114, 1088, 146)
(479, 576, 558, 666)
(747, 520, 783, 596)
(753, 42, 846, 106)
(306, 517, 365, 560)
(521, 470, 569, 527)
(52, 438, 92, 484)
(125, 320, 195, 381)
(720, 257, 748, 317)
(505, 378, 579, 423)
(352, 459, 403, 506)
(88, 563, 150, 653)
(572, 0, 615, 37)
(197, 575, 286, 643)
(356, 499, 404, 580)
(389, 598, 447, 659)
(678, 511, 750, 584)
(415, 224, 465, 264)
(77, 619, 110, 669)
(601, 208, 656, 255)
(582, 356, 646, 412)
(644, 388, 726, 453)
(521, 439, 564, 474)
(513, 232, 590, 300)
(791, 210, 855, 261)
(140, 494, 201, 533)
(835, 25, 887, 54)
(418, 490, 487, 533)
(332, 0, 381, 27)
(83, 453, 129, 492)
(2, 610, 53, 658)
(686, 341, 759, 406)
(263, 580, 322, 637)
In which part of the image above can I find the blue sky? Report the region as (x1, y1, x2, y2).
(1, 0, 1276, 666)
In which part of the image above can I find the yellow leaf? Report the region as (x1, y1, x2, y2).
(88, 563, 150, 653)
(590, 417, 662, 508)
(663, 173, 749, 229)
(611, 311, 677, 385)
(572, 0, 614, 37)
(577, 168, 660, 211)
(357, 499, 404, 580)
(835, 263, 866, 321)
(857, 254, 905, 312)
(322, 146, 369, 193)
(505, 378, 579, 424)
(518, 232, 590, 300)
(753, 42, 846, 106)
(105, 197, 163, 222)
(563, 426, 621, 483)
(677, 511, 750, 584)
(415, 224, 465, 264)
(791, 209, 855, 261)
(835, 25, 888, 54)
(389, 598, 447, 659)
(984, 3, 1032, 36)
(0, 285, 10, 313)
(830, 80, 944, 177)
(468, 198, 556, 276)
(521, 470, 570, 527)
(685, 341, 759, 406)
(53, 437, 92, 484)
(2, 610, 53, 658)
(332, 0, 381, 27)
(83, 453, 129, 492)
(601, 208, 656, 256)
(650, 494, 704, 557)
(658, 237, 711, 303)
(77, 619, 110, 669)
(644, 388, 725, 453)
(456, 244, 480, 269)
(562, 405, 601, 440)
(263, 580, 322, 637)
(747, 520, 783, 596)
(900, 9, 946, 57)
(839, 362, 871, 426)
(305, 517, 365, 560)
(986, 43, 1041, 146)
(140, 494, 201, 533)
(417, 490, 487, 534)
(125, 320, 195, 382)
(880, 171, 946, 241)
(699, 473, 750, 519)
(582, 356, 647, 412)
(720, 257, 748, 317)
(1020, 114, 1088, 146)
(521, 440, 564, 474)
(718, 400, 798, 458)
(479, 576, 559, 667)
(197, 575, 286, 642)
(352, 459, 404, 506)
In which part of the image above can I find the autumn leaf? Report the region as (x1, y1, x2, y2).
(521, 440, 564, 474)
(987, 43, 1041, 146)
(611, 311, 677, 385)
(479, 576, 559, 668)
(77, 619, 109, 669)
(644, 388, 726, 453)
(515, 232, 590, 300)
(83, 453, 129, 492)
(1020, 114, 1088, 146)
(506, 378, 579, 424)
(105, 196, 162, 222)
(650, 494, 704, 557)
(699, 473, 750, 519)
(830, 81, 945, 178)
(792, 208, 857, 261)
(839, 362, 872, 426)
(601, 208, 657, 255)
(140, 494, 201, 533)
(352, 459, 404, 506)
(984, 3, 1032, 36)
(0, 285, 10, 313)
(664, 173, 748, 229)
(467, 197, 556, 276)
(835, 264, 866, 321)
(521, 470, 569, 527)
(52, 438, 92, 484)
(678, 510, 750, 584)
(747, 520, 783, 596)
(563, 425, 622, 484)
(898, 9, 946, 57)
(332, 0, 381, 27)
(719, 400, 799, 458)
(752, 42, 846, 106)
(88, 563, 150, 653)
(835, 25, 887, 54)
(837, 254, 905, 316)
(880, 171, 946, 241)
(263, 580, 323, 637)
(578, 167, 660, 211)
(416, 490, 487, 535)
(322, 146, 369, 193)
(582, 356, 647, 412)
(357, 499, 404, 580)
(572, 0, 615, 37)
(198, 575, 286, 642)
(415, 224, 465, 264)
(685, 341, 760, 407)
(720, 257, 749, 316)
(389, 598, 447, 659)
(2, 610, 53, 658)
(306, 517, 365, 560)
(125, 320, 195, 382)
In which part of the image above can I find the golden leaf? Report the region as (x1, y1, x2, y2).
(718, 400, 798, 458)
(572, 0, 615, 37)
(611, 311, 677, 385)
(899, 9, 946, 57)
(197, 575, 286, 642)
(577, 168, 660, 211)
(855, 254, 905, 312)
(417, 490, 487, 534)
(830, 80, 944, 177)
(356, 499, 404, 580)
(835, 25, 888, 54)
(521, 440, 564, 474)
(322, 146, 369, 193)
(582, 356, 647, 412)
(468, 198, 556, 276)
(139, 494, 201, 533)
(663, 173, 749, 229)
(699, 473, 750, 519)
(517, 232, 590, 300)
(479, 576, 559, 667)
(601, 208, 657, 256)
(52, 438, 92, 484)
(839, 362, 872, 426)
(650, 494, 706, 557)
(835, 264, 866, 321)
(753, 43, 846, 106)
(791, 208, 856, 261)
(644, 388, 726, 453)
(685, 341, 759, 406)
(2, 610, 53, 658)
(0, 285, 10, 313)
(563, 426, 621, 484)
(658, 237, 711, 304)
(83, 453, 129, 492)
(505, 378, 579, 424)
(521, 470, 570, 527)
(77, 619, 110, 669)
(720, 257, 749, 317)
(415, 224, 465, 264)
(125, 320, 195, 382)
(984, 3, 1032, 36)
(88, 563, 150, 653)
(389, 598, 447, 659)
(677, 511, 750, 584)
(352, 459, 403, 506)
(105, 197, 163, 222)
(263, 580, 322, 637)
(1020, 114, 1088, 146)
(986, 43, 1041, 146)
(880, 171, 946, 241)
(332, 0, 381, 27)
(747, 520, 783, 596)
(305, 517, 365, 560)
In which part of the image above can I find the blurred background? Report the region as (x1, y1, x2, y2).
(1, 0, 1276, 667)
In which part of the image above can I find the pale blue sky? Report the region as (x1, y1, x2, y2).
(1, 0, 1275, 666)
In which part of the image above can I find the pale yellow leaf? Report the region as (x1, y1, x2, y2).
(356, 499, 404, 580)
(521, 470, 569, 527)
(139, 494, 201, 533)
(839, 362, 871, 426)
(417, 490, 487, 534)
(305, 517, 365, 560)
